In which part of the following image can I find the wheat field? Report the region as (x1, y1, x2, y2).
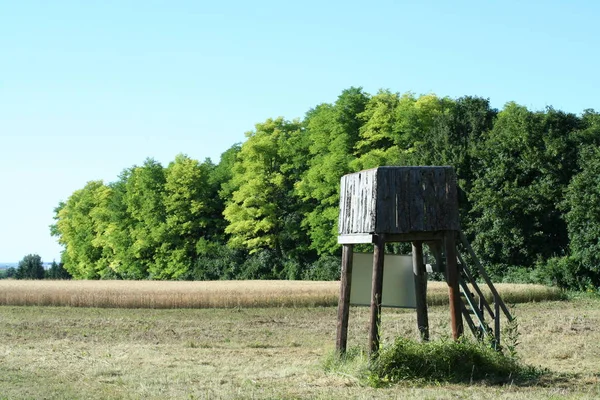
(0, 280, 564, 309)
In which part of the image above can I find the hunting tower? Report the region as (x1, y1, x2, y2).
(336, 166, 512, 354)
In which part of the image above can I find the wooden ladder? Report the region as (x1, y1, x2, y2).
(454, 231, 513, 349)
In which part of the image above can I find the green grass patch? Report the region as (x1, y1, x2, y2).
(326, 338, 546, 388)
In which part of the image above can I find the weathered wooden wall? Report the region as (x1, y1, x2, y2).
(338, 168, 378, 236)
(338, 166, 460, 236)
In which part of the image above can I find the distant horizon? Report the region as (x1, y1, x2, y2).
(0, 262, 55, 269)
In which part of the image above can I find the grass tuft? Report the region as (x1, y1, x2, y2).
(369, 337, 545, 387)
(325, 338, 546, 388)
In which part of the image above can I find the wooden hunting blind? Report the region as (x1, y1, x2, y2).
(338, 166, 460, 240)
(335, 166, 513, 355)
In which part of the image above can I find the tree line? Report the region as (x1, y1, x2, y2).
(0, 254, 71, 280)
(51, 88, 600, 290)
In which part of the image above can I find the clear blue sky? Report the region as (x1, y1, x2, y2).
(1, 0, 599, 262)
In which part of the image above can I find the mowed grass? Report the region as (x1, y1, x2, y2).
(0, 297, 599, 399)
(0, 280, 564, 308)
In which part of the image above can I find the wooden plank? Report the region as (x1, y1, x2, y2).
(422, 168, 435, 231)
(384, 231, 446, 243)
(444, 230, 463, 340)
(338, 176, 347, 235)
(433, 168, 446, 232)
(336, 244, 354, 353)
(412, 241, 429, 341)
(367, 169, 377, 233)
(445, 167, 460, 230)
(494, 300, 501, 349)
(368, 234, 386, 355)
(337, 234, 375, 244)
(397, 168, 410, 233)
(409, 168, 424, 231)
(375, 167, 392, 233)
(456, 251, 495, 319)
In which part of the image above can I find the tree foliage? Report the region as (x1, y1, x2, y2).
(297, 87, 369, 254)
(469, 104, 582, 274)
(50, 88, 600, 289)
(16, 254, 45, 280)
(562, 145, 600, 288)
(46, 261, 71, 280)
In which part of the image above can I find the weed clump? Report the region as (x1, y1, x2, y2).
(325, 338, 544, 387)
(368, 337, 541, 386)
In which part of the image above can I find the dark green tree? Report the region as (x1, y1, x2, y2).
(407, 96, 497, 232)
(469, 103, 582, 274)
(5, 267, 16, 279)
(46, 260, 71, 280)
(560, 111, 600, 289)
(16, 254, 45, 280)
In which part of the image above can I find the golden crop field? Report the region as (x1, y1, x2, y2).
(0, 280, 564, 309)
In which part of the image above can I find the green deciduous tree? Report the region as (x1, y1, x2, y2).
(407, 96, 497, 232)
(51, 181, 112, 279)
(469, 103, 582, 274)
(16, 254, 45, 280)
(223, 117, 312, 277)
(5, 267, 16, 279)
(297, 87, 369, 254)
(560, 112, 600, 289)
(46, 260, 71, 279)
(152, 154, 216, 279)
(121, 158, 167, 278)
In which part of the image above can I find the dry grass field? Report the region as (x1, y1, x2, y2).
(0, 296, 599, 399)
(0, 281, 597, 399)
(0, 280, 564, 308)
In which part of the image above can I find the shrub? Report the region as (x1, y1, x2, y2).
(302, 255, 341, 281)
(538, 256, 598, 291)
(187, 244, 246, 281)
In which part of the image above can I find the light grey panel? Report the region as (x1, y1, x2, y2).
(350, 253, 416, 308)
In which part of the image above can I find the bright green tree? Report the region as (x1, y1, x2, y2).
(121, 158, 167, 278)
(352, 89, 402, 169)
(297, 87, 369, 254)
(152, 154, 216, 279)
(52, 181, 112, 279)
(352, 92, 449, 170)
(223, 117, 311, 277)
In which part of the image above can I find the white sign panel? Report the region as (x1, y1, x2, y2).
(350, 253, 416, 309)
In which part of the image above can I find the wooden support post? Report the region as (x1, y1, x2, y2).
(368, 234, 386, 355)
(444, 231, 463, 340)
(494, 297, 501, 349)
(336, 244, 354, 353)
(412, 241, 429, 341)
